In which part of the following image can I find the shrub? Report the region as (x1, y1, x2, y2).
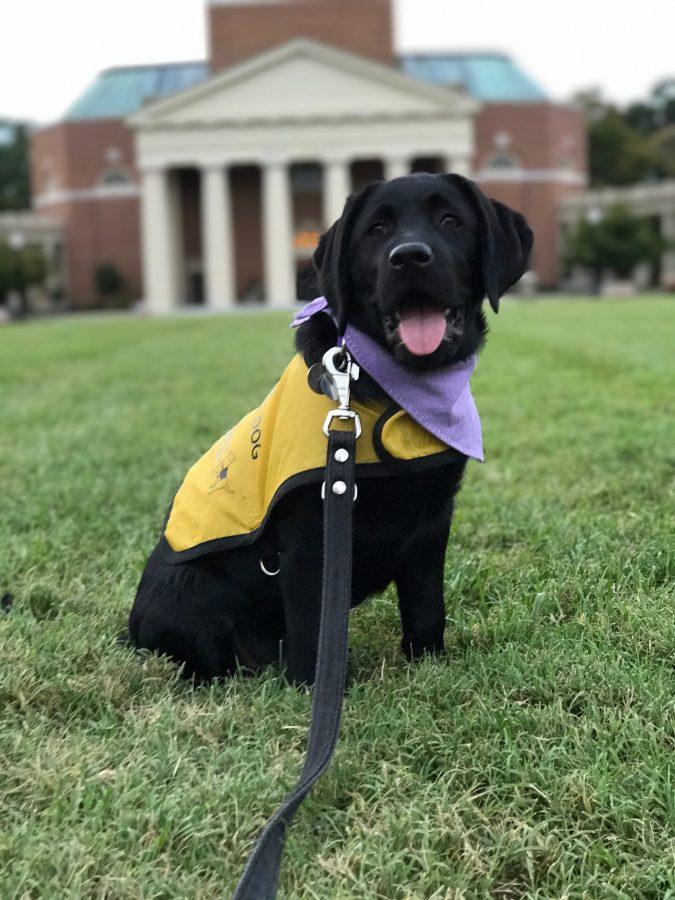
(0, 241, 47, 304)
(565, 204, 665, 280)
(94, 263, 129, 308)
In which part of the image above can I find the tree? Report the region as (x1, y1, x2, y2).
(564, 205, 665, 281)
(0, 241, 48, 315)
(650, 78, 675, 128)
(0, 120, 31, 211)
(624, 101, 659, 136)
(587, 110, 657, 186)
(573, 81, 675, 186)
(648, 124, 675, 179)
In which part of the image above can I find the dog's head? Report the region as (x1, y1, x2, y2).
(312, 173, 533, 370)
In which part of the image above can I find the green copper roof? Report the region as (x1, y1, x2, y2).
(399, 52, 548, 103)
(64, 62, 209, 120)
(63, 51, 548, 121)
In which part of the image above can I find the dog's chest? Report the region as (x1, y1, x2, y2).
(353, 463, 465, 547)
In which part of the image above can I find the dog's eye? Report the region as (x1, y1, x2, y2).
(368, 222, 386, 237)
(441, 213, 461, 229)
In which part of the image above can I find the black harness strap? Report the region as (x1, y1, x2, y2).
(232, 425, 357, 899)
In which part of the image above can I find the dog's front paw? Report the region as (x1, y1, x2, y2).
(283, 653, 317, 689)
(401, 634, 446, 662)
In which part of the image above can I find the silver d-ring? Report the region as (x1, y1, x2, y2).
(259, 557, 281, 577)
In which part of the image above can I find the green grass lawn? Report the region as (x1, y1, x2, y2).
(1, 297, 674, 899)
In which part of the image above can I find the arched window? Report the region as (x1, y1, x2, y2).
(99, 169, 132, 188)
(483, 153, 519, 170)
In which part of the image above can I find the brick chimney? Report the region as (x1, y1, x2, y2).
(207, 0, 394, 73)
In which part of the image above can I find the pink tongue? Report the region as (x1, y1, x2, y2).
(398, 308, 446, 356)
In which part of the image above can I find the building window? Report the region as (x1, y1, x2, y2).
(99, 169, 132, 188)
(483, 153, 519, 170)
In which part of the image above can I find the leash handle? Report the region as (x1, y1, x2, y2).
(232, 360, 359, 899)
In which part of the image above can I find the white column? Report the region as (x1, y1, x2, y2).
(661, 212, 675, 287)
(201, 164, 236, 309)
(262, 160, 295, 306)
(385, 156, 410, 181)
(140, 167, 182, 313)
(445, 154, 473, 178)
(323, 158, 351, 227)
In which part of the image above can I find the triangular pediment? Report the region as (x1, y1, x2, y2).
(129, 39, 478, 128)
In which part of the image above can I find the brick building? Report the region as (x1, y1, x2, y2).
(30, 0, 587, 310)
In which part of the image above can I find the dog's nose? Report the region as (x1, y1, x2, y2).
(388, 242, 434, 269)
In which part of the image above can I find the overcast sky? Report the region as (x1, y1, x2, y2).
(2, 0, 673, 124)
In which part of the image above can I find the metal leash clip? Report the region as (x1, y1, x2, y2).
(321, 344, 361, 438)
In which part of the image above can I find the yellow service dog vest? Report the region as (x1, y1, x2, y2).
(164, 355, 457, 561)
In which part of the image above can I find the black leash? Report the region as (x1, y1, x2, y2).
(232, 348, 360, 900)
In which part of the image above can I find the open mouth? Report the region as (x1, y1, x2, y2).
(384, 297, 464, 357)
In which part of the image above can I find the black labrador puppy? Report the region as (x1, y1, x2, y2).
(129, 174, 532, 684)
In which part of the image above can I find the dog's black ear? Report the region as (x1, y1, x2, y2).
(313, 183, 379, 334)
(296, 264, 319, 302)
(445, 174, 533, 312)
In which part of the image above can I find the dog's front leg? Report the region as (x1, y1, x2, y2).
(395, 523, 450, 661)
(278, 513, 324, 686)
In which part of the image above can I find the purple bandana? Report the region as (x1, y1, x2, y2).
(291, 297, 483, 462)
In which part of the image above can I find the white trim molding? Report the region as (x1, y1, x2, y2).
(0, 210, 63, 236)
(558, 178, 675, 221)
(476, 168, 586, 185)
(34, 183, 139, 207)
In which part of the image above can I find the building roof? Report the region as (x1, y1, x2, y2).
(63, 51, 547, 121)
(64, 62, 209, 120)
(399, 52, 548, 103)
